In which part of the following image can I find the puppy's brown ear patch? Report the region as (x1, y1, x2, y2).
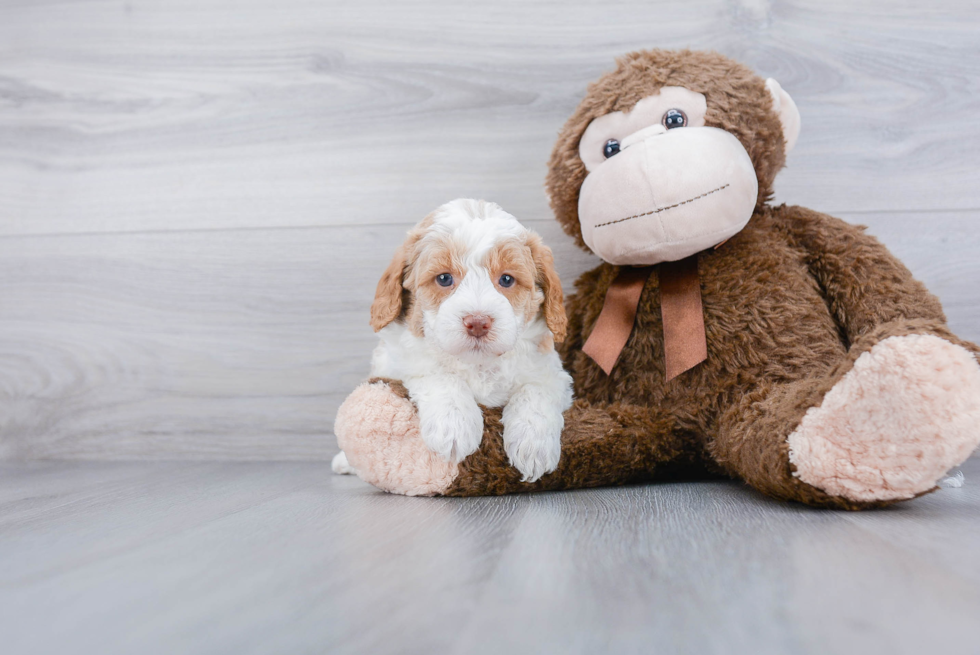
(528, 234, 567, 343)
(370, 212, 438, 332)
(370, 244, 408, 332)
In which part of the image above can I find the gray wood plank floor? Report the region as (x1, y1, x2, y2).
(1, 458, 978, 655)
(2, 0, 980, 459)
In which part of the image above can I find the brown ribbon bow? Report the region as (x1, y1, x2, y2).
(582, 254, 707, 381)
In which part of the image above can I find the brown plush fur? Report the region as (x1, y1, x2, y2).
(445, 204, 971, 508)
(438, 49, 979, 508)
(348, 49, 977, 509)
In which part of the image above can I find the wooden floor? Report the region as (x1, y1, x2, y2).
(1, 458, 978, 655)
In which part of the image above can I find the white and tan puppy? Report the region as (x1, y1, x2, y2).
(333, 199, 573, 482)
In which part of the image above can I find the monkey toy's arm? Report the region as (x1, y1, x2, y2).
(334, 377, 716, 497)
(776, 204, 979, 357)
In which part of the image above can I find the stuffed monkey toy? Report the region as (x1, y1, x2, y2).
(335, 49, 980, 509)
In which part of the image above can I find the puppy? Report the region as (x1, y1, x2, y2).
(333, 199, 573, 482)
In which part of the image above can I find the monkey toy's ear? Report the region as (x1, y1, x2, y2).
(765, 78, 801, 155)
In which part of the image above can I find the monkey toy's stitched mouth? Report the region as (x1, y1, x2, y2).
(594, 183, 730, 229)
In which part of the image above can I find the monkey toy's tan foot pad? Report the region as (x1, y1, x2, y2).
(788, 334, 980, 502)
(334, 380, 458, 496)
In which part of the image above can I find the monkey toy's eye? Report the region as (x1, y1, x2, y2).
(498, 274, 515, 288)
(663, 108, 687, 129)
(436, 273, 454, 287)
(603, 139, 621, 159)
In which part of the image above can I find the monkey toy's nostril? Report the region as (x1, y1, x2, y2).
(462, 314, 493, 338)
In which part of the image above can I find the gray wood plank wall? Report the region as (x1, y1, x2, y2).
(1, 0, 978, 460)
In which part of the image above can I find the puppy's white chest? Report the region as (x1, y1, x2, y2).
(370, 331, 517, 407)
(456, 361, 514, 407)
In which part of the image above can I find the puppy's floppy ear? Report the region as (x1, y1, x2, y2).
(370, 214, 437, 331)
(527, 233, 567, 343)
(370, 244, 409, 332)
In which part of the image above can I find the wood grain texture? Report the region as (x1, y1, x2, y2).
(1, 458, 979, 655)
(0, 0, 978, 459)
(1, 0, 979, 236)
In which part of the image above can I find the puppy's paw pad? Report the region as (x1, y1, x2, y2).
(788, 335, 980, 501)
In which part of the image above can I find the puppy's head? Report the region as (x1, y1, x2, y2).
(370, 199, 566, 358)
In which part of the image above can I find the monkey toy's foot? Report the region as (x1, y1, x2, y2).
(788, 335, 980, 502)
(334, 379, 459, 496)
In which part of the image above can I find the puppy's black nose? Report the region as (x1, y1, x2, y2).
(462, 314, 493, 338)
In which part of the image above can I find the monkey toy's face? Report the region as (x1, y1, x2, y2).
(547, 50, 802, 266)
(577, 86, 759, 265)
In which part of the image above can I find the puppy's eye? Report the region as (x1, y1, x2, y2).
(663, 108, 687, 129)
(436, 273, 454, 287)
(603, 139, 621, 159)
(498, 274, 515, 288)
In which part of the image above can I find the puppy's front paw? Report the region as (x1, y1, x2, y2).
(418, 397, 484, 463)
(502, 415, 562, 483)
